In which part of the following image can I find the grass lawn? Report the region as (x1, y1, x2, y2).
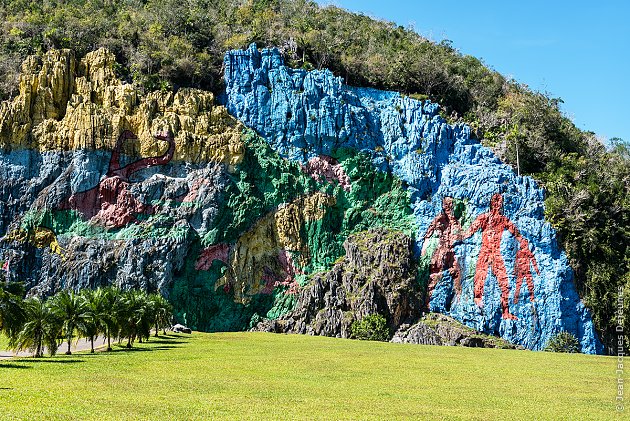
(0, 332, 616, 420)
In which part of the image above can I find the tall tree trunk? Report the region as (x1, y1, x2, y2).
(516, 140, 520, 176)
(66, 336, 72, 355)
(90, 336, 94, 353)
(35, 332, 42, 358)
(107, 328, 111, 352)
(126, 337, 132, 348)
(155, 322, 159, 337)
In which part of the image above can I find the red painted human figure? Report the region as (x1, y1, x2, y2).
(513, 237, 539, 304)
(463, 193, 537, 320)
(421, 197, 462, 306)
(60, 130, 175, 228)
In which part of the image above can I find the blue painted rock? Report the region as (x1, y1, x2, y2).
(223, 44, 602, 353)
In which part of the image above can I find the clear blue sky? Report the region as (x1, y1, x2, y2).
(316, 0, 629, 143)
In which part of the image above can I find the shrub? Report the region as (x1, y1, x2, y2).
(350, 314, 390, 341)
(249, 313, 262, 329)
(544, 331, 580, 353)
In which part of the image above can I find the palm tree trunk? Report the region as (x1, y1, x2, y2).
(107, 329, 111, 352)
(155, 322, 159, 337)
(126, 337, 132, 348)
(90, 336, 94, 353)
(66, 336, 72, 355)
(35, 331, 42, 358)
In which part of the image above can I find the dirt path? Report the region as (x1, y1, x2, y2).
(0, 336, 108, 359)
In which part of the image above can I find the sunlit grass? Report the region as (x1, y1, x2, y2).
(0, 332, 616, 420)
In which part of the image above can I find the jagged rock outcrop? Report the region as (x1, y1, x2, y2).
(224, 44, 602, 353)
(0, 48, 244, 166)
(0, 49, 256, 319)
(218, 192, 336, 303)
(392, 313, 521, 349)
(254, 229, 423, 337)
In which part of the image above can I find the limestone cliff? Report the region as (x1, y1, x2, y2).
(0, 48, 243, 166)
(223, 44, 602, 353)
(0, 49, 415, 333)
(0, 45, 603, 353)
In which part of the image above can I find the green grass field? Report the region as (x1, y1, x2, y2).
(0, 332, 616, 420)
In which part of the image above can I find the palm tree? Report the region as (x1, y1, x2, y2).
(101, 287, 122, 351)
(9, 297, 61, 357)
(50, 290, 87, 355)
(136, 292, 154, 344)
(148, 293, 172, 337)
(118, 290, 152, 348)
(0, 288, 25, 339)
(80, 288, 108, 353)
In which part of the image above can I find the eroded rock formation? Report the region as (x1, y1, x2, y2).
(254, 229, 423, 337)
(392, 313, 521, 349)
(224, 44, 602, 353)
(0, 45, 603, 353)
(0, 48, 244, 165)
(0, 48, 415, 334)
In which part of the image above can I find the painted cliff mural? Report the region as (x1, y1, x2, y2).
(59, 130, 175, 228)
(421, 197, 463, 307)
(223, 44, 602, 353)
(0, 46, 602, 353)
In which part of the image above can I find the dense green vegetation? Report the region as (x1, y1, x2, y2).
(350, 314, 390, 342)
(544, 331, 581, 354)
(0, 285, 172, 357)
(0, 0, 627, 352)
(0, 332, 614, 419)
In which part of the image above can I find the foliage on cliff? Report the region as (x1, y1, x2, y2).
(0, 0, 627, 351)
